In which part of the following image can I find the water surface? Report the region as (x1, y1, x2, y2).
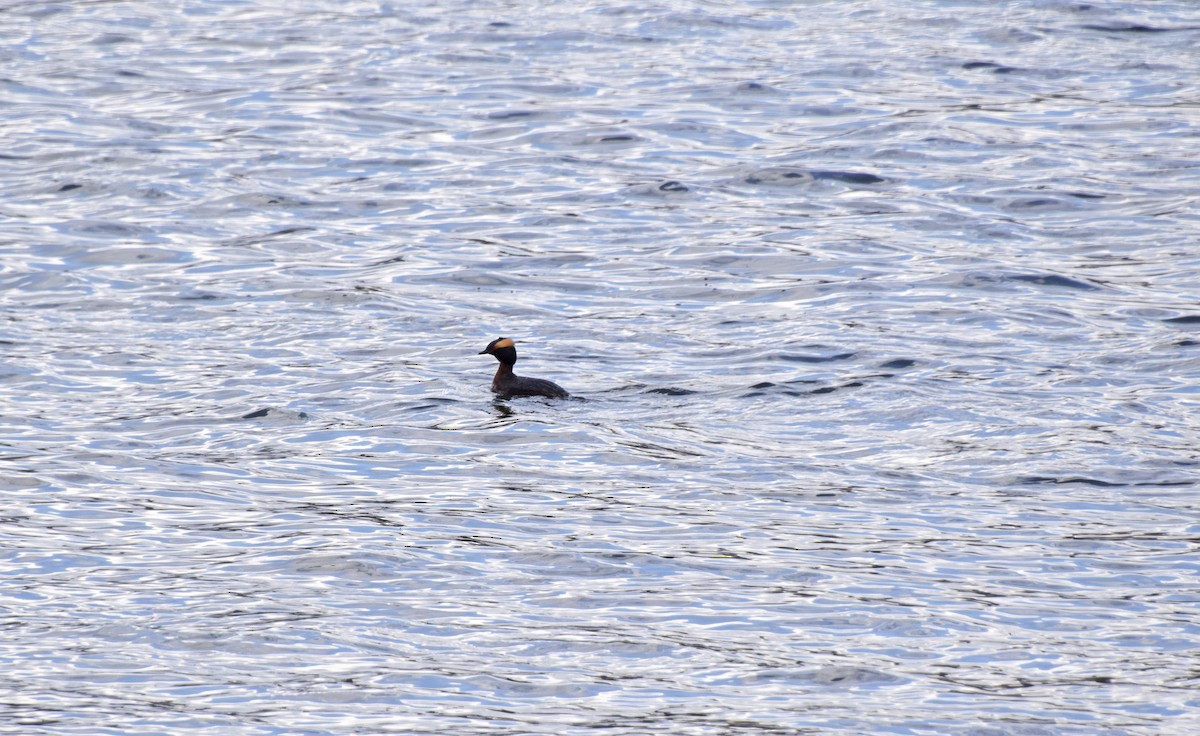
(2, 1, 1199, 734)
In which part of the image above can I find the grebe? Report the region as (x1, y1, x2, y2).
(478, 337, 570, 399)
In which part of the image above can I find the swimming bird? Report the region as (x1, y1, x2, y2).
(478, 337, 570, 399)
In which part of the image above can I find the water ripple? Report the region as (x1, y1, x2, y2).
(2, 0, 1199, 734)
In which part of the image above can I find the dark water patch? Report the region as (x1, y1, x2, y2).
(1066, 191, 1106, 199)
(58, 219, 155, 239)
(210, 193, 314, 209)
(712, 665, 902, 687)
(1007, 273, 1100, 291)
(962, 61, 1018, 73)
(1163, 315, 1200, 325)
(241, 408, 310, 420)
(776, 351, 856, 363)
(1007, 197, 1066, 209)
(879, 359, 917, 370)
(522, 129, 645, 149)
(73, 246, 188, 266)
(812, 170, 887, 185)
(734, 80, 780, 94)
(618, 438, 706, 460)
(791, 666, 903, 687)
(175, 291, 223, 301)
(485, 109, 545, 120)
(1081, 23, 1197, 33)
(217, 228, 316, 249)
(742, 167, 812, 185)
(1020, 476, 1122, 487)
(401, 398, 464, 411)
(743, 168, 884, 186)
(644, 387, 699, 396)
(92, 32, 136, 45)
(745, 379, 862, 398)
(810, 381, 863, 395)
(744, 381, 803, 397)
(1022, 475, 1194, 488)
(57, 183, 83, 192)
(626, 180, 691, 196)
(373, 158, 446, 171)
(418, 271, 519, 287)
(962, 272, 1101, 292)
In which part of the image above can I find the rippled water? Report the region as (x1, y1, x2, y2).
(3, 1, 1199, 734)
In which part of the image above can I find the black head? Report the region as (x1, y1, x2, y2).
(478, 337, 517, 366)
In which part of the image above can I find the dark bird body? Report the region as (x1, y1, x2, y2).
(478, 337, 570, 400)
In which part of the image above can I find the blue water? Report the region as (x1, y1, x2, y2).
(2, 1, 1199, 734)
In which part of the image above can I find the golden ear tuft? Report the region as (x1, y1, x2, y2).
(493, 338, 515, 349)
